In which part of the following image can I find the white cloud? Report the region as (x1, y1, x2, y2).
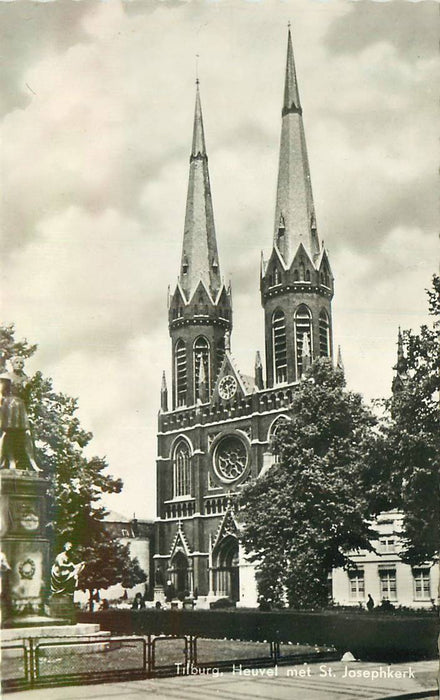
(1, 0, 437, 518)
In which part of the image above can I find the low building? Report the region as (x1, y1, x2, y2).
(332, 510, 438, 609)
(75, 511, 154, 607)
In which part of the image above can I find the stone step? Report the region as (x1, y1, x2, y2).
(2, 623, 102, 642)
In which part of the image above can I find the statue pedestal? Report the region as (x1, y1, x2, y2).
(48, 595, 76, 623)
(153, 585, 166, 605)
(0, 470, 50, 622)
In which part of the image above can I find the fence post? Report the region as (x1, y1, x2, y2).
(192, 636, 198, 667)
(22, 639, 29, 683)
(28, 638, 35, 686)
(274, 630, 280, 666)
(147, 635, 152, 676)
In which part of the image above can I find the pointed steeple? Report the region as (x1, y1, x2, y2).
(396, 327, 405, 372)
(191, 81, 206, 157)
(274, 27, 320, 265)
(283, 26, 301, 117)
(179, 81, 221, 300)
(336, 345, 344, 372)
(392, 327, 408, 394)
(254, 350, 264, 390)
(160, 370, 168, 412)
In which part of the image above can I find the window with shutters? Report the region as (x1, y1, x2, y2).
(193, 336, 210, 401)
(272, 310, 287, 384)
(175, 340, 187, 407)
(319, 310, 330, 357)
(294, 305, 312, 378)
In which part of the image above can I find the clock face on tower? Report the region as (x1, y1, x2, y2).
(218, 375, 237, 400)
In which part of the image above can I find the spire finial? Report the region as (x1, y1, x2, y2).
(195, 53, 200, 85)
(287, 20, 291, 29)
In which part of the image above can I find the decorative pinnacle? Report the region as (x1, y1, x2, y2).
(336, 345, 344, 371)
(161, 370, 167, 391)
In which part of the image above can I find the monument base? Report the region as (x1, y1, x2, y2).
(48, 595, 76, 623)
(153, 585, 166, 605)
(2, 614, 66, 629)
(0, 470, 50, 616)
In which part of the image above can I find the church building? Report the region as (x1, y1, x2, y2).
(154, 29, 334, 607)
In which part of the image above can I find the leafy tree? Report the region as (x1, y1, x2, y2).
(0, 324, 146, 594)
(78, 535, 147, 611)
(236, 359, 383, 609)
(382, 275, 440, 564)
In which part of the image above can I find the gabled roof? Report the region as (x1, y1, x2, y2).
(169, 521, 192, 559)
(212, 509, 239, 551)
(289, 241, 316, 271)
(212, 351, 252, 401)
(315, 246, 333, 275)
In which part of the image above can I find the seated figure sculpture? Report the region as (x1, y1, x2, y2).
(0, 356, 41, 471)
(50, 542, 85, 598)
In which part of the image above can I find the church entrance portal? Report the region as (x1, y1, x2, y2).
(170, 551, 189, 597)
(213, 536, 239, 602)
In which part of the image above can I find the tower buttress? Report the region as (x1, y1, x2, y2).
(261, 27, 334, 388)
(168, 82, 232, 409)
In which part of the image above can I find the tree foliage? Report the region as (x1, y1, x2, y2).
(382, 275, 440, 564)
(78, 535, 146, 610)
(0, 324, 146, 592)
(236, 359, 382, 609)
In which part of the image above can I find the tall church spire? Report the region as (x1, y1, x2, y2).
(274, 27, 320, 264)
(179, 81, 221, 301)
(261, 27, 334, 388)
(168, 82, 232, 410)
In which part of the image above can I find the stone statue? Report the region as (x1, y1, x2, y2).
(50, 542, 85, 598)
(0, 356, 41, 471)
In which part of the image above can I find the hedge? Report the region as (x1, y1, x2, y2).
(78, 609, 439, 661)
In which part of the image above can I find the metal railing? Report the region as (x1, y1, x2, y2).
(1, 633, 340, 692)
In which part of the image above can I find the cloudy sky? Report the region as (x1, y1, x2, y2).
(1, 0, 438, 520)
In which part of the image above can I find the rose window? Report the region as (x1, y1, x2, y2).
(214, 435, 248, 483)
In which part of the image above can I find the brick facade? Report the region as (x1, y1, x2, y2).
(154, 29, 334, 607)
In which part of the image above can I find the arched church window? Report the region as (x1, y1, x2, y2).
(299, 262, 305, 280)
(193, 336, 210, 401)
(305, 269, 311, 282)
(175, 340, 187, 407)
(269, 415, 289, 463)
(173, 440, 191, 497)
(274, 268, 280, 285)
(294, 305, 312, 379)
(272, 310, 287, 384)
(319, 310, 330, 357)
(293, 269, 299, 282)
